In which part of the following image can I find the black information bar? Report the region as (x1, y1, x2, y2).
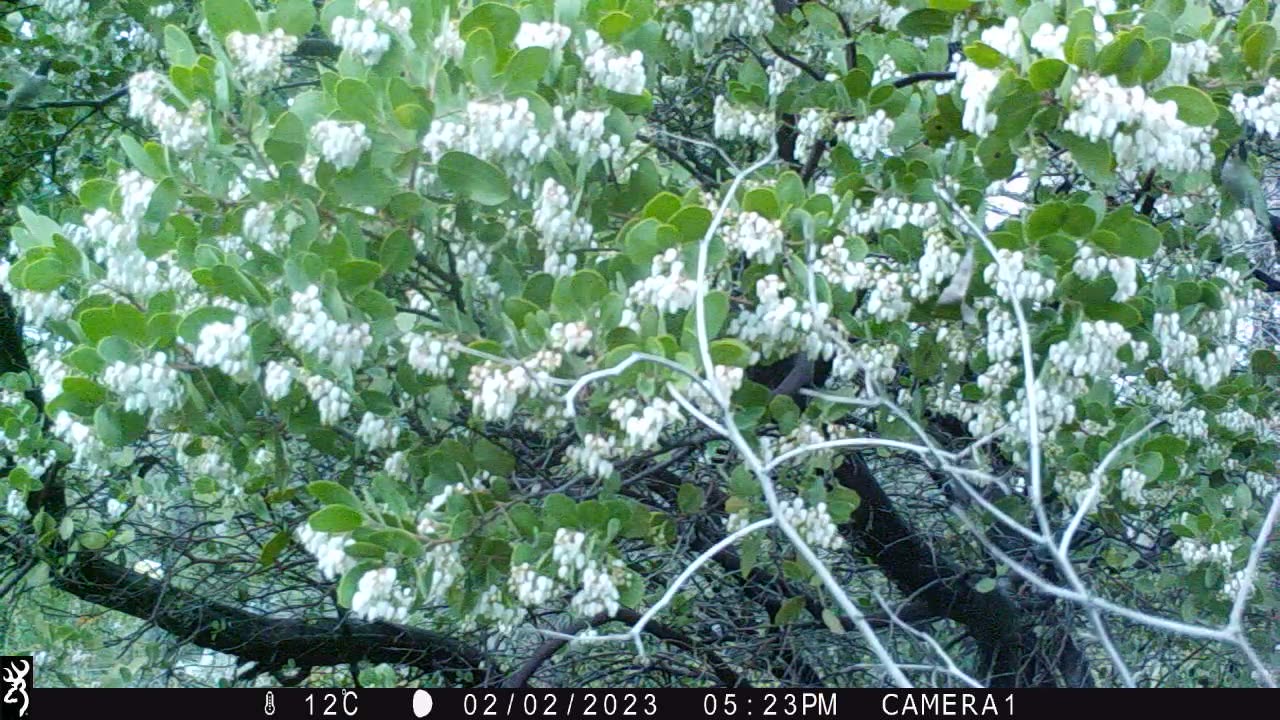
(24, 687, 1261, 720)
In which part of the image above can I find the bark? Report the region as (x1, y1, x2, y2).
(835, 453, 1034, 686)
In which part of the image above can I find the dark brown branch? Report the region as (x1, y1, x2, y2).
(46, 549, 484, 683)
(762, 36, 826, 82)
(892, 71, 957, 89)
(501, 608, 746, 688)
(835, 453, 1041, 686)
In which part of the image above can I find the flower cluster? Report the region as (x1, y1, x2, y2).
(0, 260, 73, 327)
(957, 61, 1000, 136)
(515, 21, 571, 51)
(40, 0, 87, 18)
(509, 563, 557, 607)
(1174, 538, 1236, 569)
(356, 412, 401, 451)
(671, 0, 775, 55)
(1063, 74, 1215, 176)
(1206, 208, 1259, 250)
(768, 57, 800, 98)
(1153, 312, 1237, 389)
(1119, 467, 1149, 506)
(101, 352, 184, 414)
(225, 29, 299, 94)
(421, 97, 555, 195)
(295, 524, 356, 581)
(567, 433, 617, 479)
(836, 110, 895, 161)
(1072, 246, 1138, 301)
(1030, 23, 1068, 60)
(847, 196, 939, 235)
(724, 211, 785, 264)
(304, 374, 353, 426)
(609, 396, 683, 451)
(311, 120, 372, 170)
(730, 274, 835, 361)
(582, 30, 646, 95)
(403, 332, 455, 378)
(1157, 40, 1219, 88)
(570, 558, 624, 617)
(1047, 320, 1148, 380)
(561, 109, 626, 166)
(467, 362, 534, 422)
(778, 497, 844, 550)
(281, 285, 372, 374)
(5, 490, 30, 521)
(983, 249, 1056, 303)
(263, 359, 297, 401)
(982, 17, 1026, 62)
(532, 179, 592, 276)
(549, 321, 593, 353)
(127, 70, 207, 153)
(1232, 78, 1280, 140)
(191, 316, 255, 382)
(331, 0, 411, 65)
(553, 528, 589, 578)
(713, 95, 775, 144)
(911, 228, 963, 299)
(795, 109, 830, 163)
(351, 567, 413, 623)
(625, 247, 699, 315)
(473, 585, 526, 634)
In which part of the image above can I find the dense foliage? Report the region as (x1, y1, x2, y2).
(2, 0, 1279, 688)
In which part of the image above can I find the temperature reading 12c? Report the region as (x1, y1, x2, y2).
(304, 690, 359, 717)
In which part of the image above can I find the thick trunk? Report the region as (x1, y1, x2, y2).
(49, 548, 484, 684)
(835, 453, 1034, 686)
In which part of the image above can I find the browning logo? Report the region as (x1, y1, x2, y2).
(0, 657, 31, 720)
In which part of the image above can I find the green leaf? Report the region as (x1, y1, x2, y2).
(437, 151, 512, 206)
(709, 338, 753, 367)
(975, 577, 997, 593)
(677, 482, 705, 514)
(164, 25, 197, 66)
(274, 0, 317, 37)
(259, 530, 290, 567)
(119, 136, 164, 179)
(505, 47, 550, 90)
(821, 607, 846, 634)
(309, 505, 364, 533)
(1151, 85, 1218, 127)
(1028, 58, 1068, 90)
(743, 188, 779, 219)
(598, 11, 632, 42)
(203, 0, 260, 39)
(338, 259, 384, 289)
(964, 42, 1005, 68)
(21, 257, 66, 292)
(773, 595, 806, 625)
(1054, 131, 1115, 186)
(307, 481, 362, 508)
(1135, 451, 1164, 481)
(460, 2, 521, 47)
(93, 405, 146, 447)
(337, 562, 380, 605)
(897, 9, 955, 37)
(1243, 24, 1277, 72)
(79, 531, 109, 551)
(367, 528, 423, 558)
(1251, 349, 1280, 375)
(337, 78, 379, 125)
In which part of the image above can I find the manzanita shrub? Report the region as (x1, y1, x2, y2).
(2, 0, 1280, 687)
